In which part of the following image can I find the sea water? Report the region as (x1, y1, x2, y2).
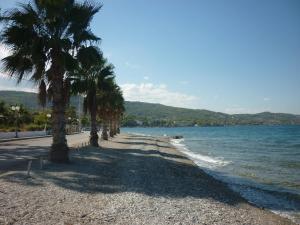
(121, 125, 300, 223)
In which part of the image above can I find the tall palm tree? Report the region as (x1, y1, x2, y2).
(71, 55, 114, 147)
(96, 77, 114, 140)
(96, 80, 124, 139)
(108, 85, 124, 137)
(0, 0, 101, 162)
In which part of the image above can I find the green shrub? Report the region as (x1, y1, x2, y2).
(25, 124, 44, 131)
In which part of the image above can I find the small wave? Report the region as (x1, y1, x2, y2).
(170, 138, 231, 168)
(170, 138, 300, 223)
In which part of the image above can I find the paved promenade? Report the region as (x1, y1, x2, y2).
(0, 132, 90, 172)
(0, 131, 47, 140)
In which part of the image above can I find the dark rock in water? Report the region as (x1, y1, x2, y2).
(172, 135, 183, 139)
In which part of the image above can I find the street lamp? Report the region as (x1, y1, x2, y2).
(77, 118, 80, 132)
(44, 113, 51, 135)
(67, 117, 72, 134)
(11, 105, 20, 138)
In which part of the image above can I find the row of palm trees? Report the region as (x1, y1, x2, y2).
(71, 56, 124, 146)
(0, 0, 124, 163)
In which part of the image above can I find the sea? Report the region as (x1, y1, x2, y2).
(122, 125, 300, 223)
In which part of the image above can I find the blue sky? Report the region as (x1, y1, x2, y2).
(0, 0, 299, 114)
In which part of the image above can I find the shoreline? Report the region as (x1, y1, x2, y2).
(0, 133, 296, 224)
(166, 135, 299, 224)
(121, 132, 298, 224)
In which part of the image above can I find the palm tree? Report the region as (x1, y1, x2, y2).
(108, 85, 124, 137)
(71, 55, 114, 147)
(0, 0, 101, 162)
(96, 80, 124, 139)
(96, 77, 114, 140)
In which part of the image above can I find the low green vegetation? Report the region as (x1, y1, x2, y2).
(0, 99, 79, 132)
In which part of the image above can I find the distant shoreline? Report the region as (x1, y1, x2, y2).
(122, 124, 300, 128)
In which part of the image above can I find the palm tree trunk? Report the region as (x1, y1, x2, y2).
(117, 115, 121, 134)
(49, 60, 69, 163)
(90, 102, 99, 147)
(109, 119, 114, 137)
(102, 120, 108, 140)
(113, 117, 117, 135)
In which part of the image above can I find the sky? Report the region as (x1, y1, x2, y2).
(0, 0, 299, 114)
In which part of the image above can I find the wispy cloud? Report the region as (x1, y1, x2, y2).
(263, 97, 271, 101)
(143, 76, 149, 80)
(120, 82, 198, 108)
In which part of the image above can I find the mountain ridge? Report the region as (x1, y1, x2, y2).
(1, 90, 300, 126)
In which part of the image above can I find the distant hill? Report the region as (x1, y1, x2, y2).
(1, 90, 300, 126)
(0, 90, 81, 110)
(124, 101, 300, 126)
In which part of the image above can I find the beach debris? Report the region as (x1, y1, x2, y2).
(172, 135, 183, 139)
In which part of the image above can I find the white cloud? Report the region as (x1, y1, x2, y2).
(0, 43, 10, 60)
(0, 43, 10, 78)
(143, 76, 149, 80)
(263, 97, 270, 101)
(120, 82, 198, 108)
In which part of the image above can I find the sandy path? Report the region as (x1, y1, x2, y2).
(0, 133, 295, 225)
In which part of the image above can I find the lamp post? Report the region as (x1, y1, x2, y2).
(11, 105, 20, 138)
(77, 118, 80, 133)
(68, 117, 72, 134)
(44, 113, 51, 135)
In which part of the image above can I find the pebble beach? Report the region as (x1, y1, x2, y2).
(0, 133, 295, 225)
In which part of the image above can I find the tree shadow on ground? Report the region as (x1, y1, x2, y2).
(0, 145, 48, 173)
(1, 142, 242, 206)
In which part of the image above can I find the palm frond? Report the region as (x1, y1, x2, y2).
(68, 1, 102, 34)
(1, 53, 33, 83)
(77, 45, 101, 69)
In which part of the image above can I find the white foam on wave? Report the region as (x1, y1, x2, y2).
(170, 138, 230, 168)
(171, 138, 300, 223)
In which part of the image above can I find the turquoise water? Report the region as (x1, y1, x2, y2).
(122, 125, 300, 223)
